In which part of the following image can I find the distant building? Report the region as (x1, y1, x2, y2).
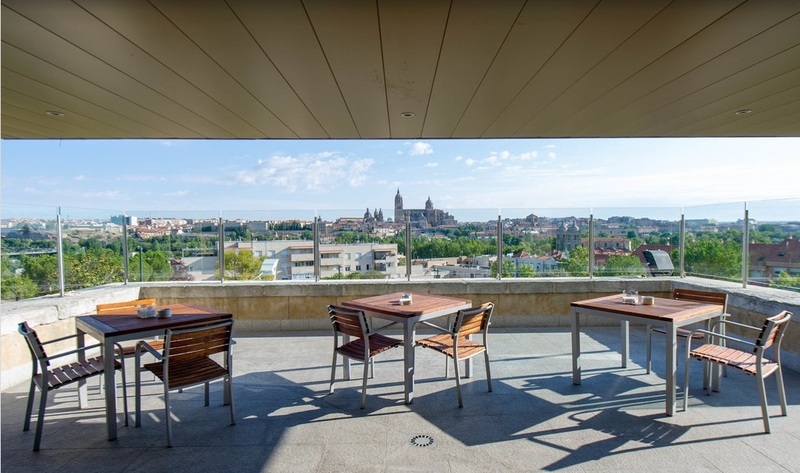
(556, 221, 582, 251)
(393, 188, 456, 228)
(749, 237, 800, 283)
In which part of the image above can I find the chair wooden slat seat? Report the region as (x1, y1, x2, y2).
(328, 305, 403, 409)
(416, 333, 487, 359)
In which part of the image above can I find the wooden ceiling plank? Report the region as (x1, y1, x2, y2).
(304, 0, 388, 138)
(454, 0, 597, 137)
(378, 0, 451, 138)
(422, 0, 525, 138)
(2, 68, 172, 138)
(568, 0, 800, 137)
(516, 0, 744, 137)
(485, 0, 673, 138)
(1, 43, 206, 138)
(1, 4, 233, 138)
(73, 0, 287, 137)
(228, 0, 357, 138)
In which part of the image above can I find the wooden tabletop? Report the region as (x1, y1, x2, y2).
(571, 294, 723, 323)
(342, 292, 471, 318)
(76, 303, 232, 337)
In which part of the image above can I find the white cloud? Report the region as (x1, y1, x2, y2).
(408, 141, 433, 155)
(73, 175, 86, 181)
(423, 162, 438, 168)
(454, 156, 463, 161)
(465, 158, 476, 166)
(232, 152, 374, 192)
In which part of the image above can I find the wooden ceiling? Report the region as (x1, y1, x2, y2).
(2, 0, 800, 140)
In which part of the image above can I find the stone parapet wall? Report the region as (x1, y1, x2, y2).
(2, 278, 798, 390)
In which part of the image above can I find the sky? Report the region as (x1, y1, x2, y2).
(2, 137, 799, 220)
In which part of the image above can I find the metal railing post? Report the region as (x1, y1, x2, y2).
(314, 216, 320, 281)
(56, 208, 65, 296)
(497, 213, 503, 280)
(742, 203, 749, 288)
(679, 212, 686, 278)
(122, 215, 129, 284)
(218, 216, 225, 283)
(588, 213, 594, 278)
(405, 215, 411, 281)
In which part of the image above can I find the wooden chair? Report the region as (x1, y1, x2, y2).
(134, 320, 235, 447)
(683, 311, 792, 433)
(416, 302, 494, 407)
(18, 321, 128, 451)
(328, 305, 403, 409)
(645, 289, 728, 374)
(96, 299, 165, 356)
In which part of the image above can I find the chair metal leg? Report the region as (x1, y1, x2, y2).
(226, 375, 236, 425)
(360, 356, 369, 409)
(164, 387, 173, 447)
(204, 382, 210, 407)
(32, 388, 48, 451)
(135, 351, 142, 427)
(119, 363, 129, 427)
(757, 375, 771, 433)
(329, 352, 337, 394)
(23, 380, 36, 432)
(776, 367, 788, 416)
(453, 356, 463, 408)
(645, 325, 652, 374)
(484, 350, 493, 393)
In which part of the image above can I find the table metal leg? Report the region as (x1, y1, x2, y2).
(571, 310, 581, 385)
(620, 320, 629, 368)
(403, 321, 416, 404)
(103, 338, 118, 440)
(665, 325, 677, 416)
(77, 332, 88, 408)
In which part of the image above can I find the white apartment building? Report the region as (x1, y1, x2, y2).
(225, 240, 401, 280)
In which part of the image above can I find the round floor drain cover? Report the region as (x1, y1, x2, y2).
(411, 435, 434, 447)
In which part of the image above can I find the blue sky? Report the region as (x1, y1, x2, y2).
(2, 137, 798, 218)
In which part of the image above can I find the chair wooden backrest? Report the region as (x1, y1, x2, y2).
(18, 322, 50, 369)
(452, 302, 494, 339)
(97, 298, 157, 313)
(164, 321, 233, 364)
(755, 311, 792, 353)
(673, 288, 727, 311)
(328, 305, 369, 339)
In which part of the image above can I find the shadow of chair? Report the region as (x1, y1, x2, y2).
(327, 304, 403, 409)
(134, 320, 235, 447)
(416, 302, 494, 407)
(646, 288, 728, 374)
(18, 321, 128, 451)
(683, 310, 793, 433)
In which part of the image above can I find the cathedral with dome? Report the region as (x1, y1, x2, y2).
(393, 189, 456, 228)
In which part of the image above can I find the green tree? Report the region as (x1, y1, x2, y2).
(144, 251, 174, 281)
(683, 237, 741, 280)
(65, 248, 124, 289)
(598, 254, 646, 276)
(771, 271, 800, 290)
(220, 250, 264, 280)
(561, 246, 590, 276)
(516, 263, 536, 277)
(490, 259, 514, 278)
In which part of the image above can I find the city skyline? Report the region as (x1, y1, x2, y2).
(2, 137, 799, 217)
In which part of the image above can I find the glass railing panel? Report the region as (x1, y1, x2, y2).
(591, 206, 682, 277)
(746, 198, 800, 291)
(683, 202, 746, 282)
(57, 206, 126, 292)
(500, 207, 586, 277)
(1, 203, 62, 300)
(221, 210, 315, 281)
(125, 210, 220, 282)
(408, 208, 499, 280)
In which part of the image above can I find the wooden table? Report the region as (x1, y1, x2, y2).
(343, 292, 471, 404)
(570, 294, 724, 416)
(75, 303, 232, 440)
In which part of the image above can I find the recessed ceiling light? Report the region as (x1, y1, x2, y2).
(400, 112, 415, 118)
(734, 109, 752, 115)
(46, 110, 65, 117)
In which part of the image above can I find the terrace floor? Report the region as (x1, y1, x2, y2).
(3, 326, 800, 472)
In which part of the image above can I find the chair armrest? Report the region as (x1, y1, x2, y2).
(43, 343, 102, 361)
(687, 329, 757, 348)
(137, 340, 163, 360)
(40, 333, 83, 345)
(710, 318, 760, 333)
(417, 321, 451, 335)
